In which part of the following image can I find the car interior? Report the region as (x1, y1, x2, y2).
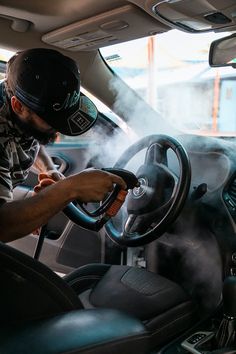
(2, 0, 236, 353)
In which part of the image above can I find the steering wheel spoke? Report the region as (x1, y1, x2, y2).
(145, 143, 168, 165)
(124, 214, 143, 234)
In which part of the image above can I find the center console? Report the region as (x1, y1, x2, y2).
(157, 276, 236, 354)
(181, 331, 216, 353)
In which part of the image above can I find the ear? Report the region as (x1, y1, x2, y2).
(11, 96, 28, 118)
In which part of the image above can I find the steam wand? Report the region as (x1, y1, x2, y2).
(33, 169, 139, 259)
(79, 168, 139, 217)
(92, 168, 140, 230)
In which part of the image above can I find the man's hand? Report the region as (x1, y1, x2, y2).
(67, 168, 127, 203)
(34, 168, 127, 204)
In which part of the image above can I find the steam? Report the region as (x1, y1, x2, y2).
(89, 74, 234, 174)
(157, 218, 223, 312)
(84, 32, 233, 314)
(110, 76, 178, 139)
(86, 75, 181, 170)
(80, 71, 231, 314)
(86, 123, 137, 169)
(88, 76, 227, 312)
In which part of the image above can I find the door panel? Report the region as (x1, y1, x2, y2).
(10, 143, 104, 274)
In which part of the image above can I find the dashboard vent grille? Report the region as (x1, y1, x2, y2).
(228, 177, 236, 204)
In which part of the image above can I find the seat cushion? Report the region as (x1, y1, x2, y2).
(89, 265, 192, 320)
(66, 264, 199, 348)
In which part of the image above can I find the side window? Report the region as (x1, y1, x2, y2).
(0, 49, 15, 77)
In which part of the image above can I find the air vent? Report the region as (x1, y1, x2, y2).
(227, 177, 236, 204)
(223, 174, 236, 222)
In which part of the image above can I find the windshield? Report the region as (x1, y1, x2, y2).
(101, 29, 236, 137)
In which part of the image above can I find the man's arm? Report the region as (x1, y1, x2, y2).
(0, 179, 73, 242)
(0, 169, 127, 243)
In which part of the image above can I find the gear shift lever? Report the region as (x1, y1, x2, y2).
(181, 277, 236, 353)
(215, 276, 236, 348)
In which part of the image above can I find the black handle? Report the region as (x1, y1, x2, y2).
(102, 168, 139, 190)
(77, 168, 138, 219)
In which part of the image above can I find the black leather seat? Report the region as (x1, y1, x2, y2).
(64, 263, 199, 349)
(0, 239, 198, 352)
(0, 242, 149, 354)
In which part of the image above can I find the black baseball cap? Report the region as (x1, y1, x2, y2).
(6, 48, 98, 136)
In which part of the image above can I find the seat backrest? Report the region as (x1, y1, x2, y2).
(0, 241, 82, 324)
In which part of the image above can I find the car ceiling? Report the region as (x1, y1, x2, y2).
(0, 0, 167, 51)
(2, 0, 236, 53)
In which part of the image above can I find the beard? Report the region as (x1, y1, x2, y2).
(13, 113, 58, 145)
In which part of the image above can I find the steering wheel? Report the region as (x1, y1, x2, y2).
(105, 134, 191, 247)
(63, 134, 191, 247)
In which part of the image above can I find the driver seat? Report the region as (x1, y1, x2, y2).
(64, 263, 199, 349)
(0, 241, 150, 354)
(0, 241, 198, 352)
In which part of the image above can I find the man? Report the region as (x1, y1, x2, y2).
(0, 48, 126, 242)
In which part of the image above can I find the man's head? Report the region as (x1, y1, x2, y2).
(5, 48, 97, 143)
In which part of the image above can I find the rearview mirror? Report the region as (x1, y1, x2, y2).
(209, 33, 236, 68)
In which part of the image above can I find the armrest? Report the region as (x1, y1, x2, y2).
(0, 308, 150, 354)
